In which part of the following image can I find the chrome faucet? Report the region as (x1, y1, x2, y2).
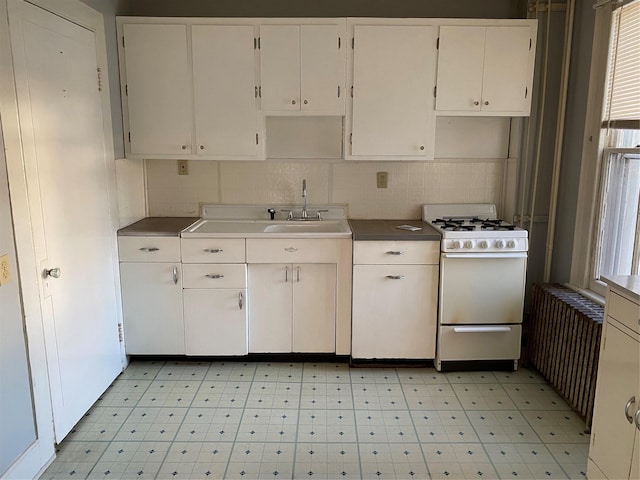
(301, 179, 308, 219)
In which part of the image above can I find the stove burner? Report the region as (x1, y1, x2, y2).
(442, 222, 475, 231)
(432, 217, 464, 225)
(480, 220, 516, 231)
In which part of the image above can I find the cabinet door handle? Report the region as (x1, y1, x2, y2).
(386, 250, 404, 255)
(285, 247, 298, 253)
(285, 266, 289, 282)
(139, 247, 159, 252)
(296, 266, 300, 282)
(473, 100, 480, 106)
(386, 275, 405, 280)
(484, 100, 489, 106)
(205, 274, 224, 279)
(625, 396, 636, 424)
(239, 291, 243, 310)
(172, 266, 178, 285)
(204, 248, 223, 253)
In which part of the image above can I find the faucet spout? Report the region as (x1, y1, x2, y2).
(301, 179, 308, 219)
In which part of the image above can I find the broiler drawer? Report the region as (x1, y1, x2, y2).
(437, 324, 522, 361)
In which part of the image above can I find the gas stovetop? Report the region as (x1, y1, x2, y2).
(422, 204, 528, 253)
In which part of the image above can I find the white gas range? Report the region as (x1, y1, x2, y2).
(422, 204, 528, 371)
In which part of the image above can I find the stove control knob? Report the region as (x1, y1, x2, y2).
(451, 240, 463, 250)
(479, 240, 489, 249)
(495, 240, 505, 249)
(464, 240, 474, 249)
(507, 240, 517, 249)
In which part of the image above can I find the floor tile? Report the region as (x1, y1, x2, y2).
(86, 441, 171, 479)
(204, 362, 257, 382)
(359, 443, 429, 479)
(445, 371, 498, 384)
(522, 411, 590, 443)
(294, 442, 361, 479)
(156, 441, 232, 479)
(137, 380, 201, 407)
(302, 362, 351, 383)
(40, 442, 110, 479)
(113, 406, 187, 442)
(245, 381, 302, 409)
(492, 368, 547, 384)
(300, 382, 353, 409)
(192, 380, 251, 408)
(254, 362, 304, 382)
(465, 410, 541, 443)
(355, 410, 419, 443)
(236, 408, 299, 443)
(350, 368, 400, 384)
(352, 383, 408, 410)
(396, 367, 449, 385)
(93, 379, 151, 407)
(174, 407, 242, 442)
(421, 443, 497, 479)
(403, 383, 463, 410)
(156, 361, 211, 381)
(452, 383, 518, 410)
(226, 442, 295, 479)
(297, 409, 357, 443)
(117, 361, 165, 380)
(411, 410, 479, 443)
(64, 406, 133, 442)
(503, 383, 573, 411)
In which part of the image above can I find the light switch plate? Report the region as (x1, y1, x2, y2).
(376, 171, 388, 188)
(178, 160, 188, 175)
(0, 254, 11, 286)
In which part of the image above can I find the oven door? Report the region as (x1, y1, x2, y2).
(439, 252, 527, 325)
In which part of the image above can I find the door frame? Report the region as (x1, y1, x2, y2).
(0, 0, 124, 477)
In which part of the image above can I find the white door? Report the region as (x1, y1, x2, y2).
(435, 26, 485, 112)
(192, 25, 261, 157)
(351, 25, 435, 157)
(120, 263, 184, 355)
(184, 289, 248, 356)
(482, 26, 531, 113)
(292, 263, 336, 352)
(300, 25, 343, 113)
(248, 263, 292, 352)
(122, 24, 192, 155)
(9, 1, 122, 441)
(260, 25, 300, 111)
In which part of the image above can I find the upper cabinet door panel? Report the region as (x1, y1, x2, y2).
(122, 24, 192, 155)
(192, 25, 260, 157)
(260, 25, 300, 111)
(482, 26, 532, 113)
(300, 25, 344, 113)
(435, 26, 485, 112)
(351, 25, 436, 157)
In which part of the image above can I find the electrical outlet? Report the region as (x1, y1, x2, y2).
(376, 171, 389, 188)
(0, 254, 11, 286)
(178, 160, 189, 175)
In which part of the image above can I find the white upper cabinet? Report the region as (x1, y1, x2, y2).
(348, 25, 436, 160)
(122, 24, 192, 156)
(435, 24, 537, 116)
(259, 23, 345, 114)
(192, 25, 261, 158)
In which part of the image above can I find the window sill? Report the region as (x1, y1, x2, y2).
(563, 283, 605, 307)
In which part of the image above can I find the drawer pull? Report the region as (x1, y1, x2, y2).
(386, 250, 404, 255)
(284, 247, 299, 253)
(205, 274, 224, 279)
(285, 266, 289, 282)
(139, 247, 159, 252)
(296, 266, 301, 282)
(625, 396, 636, 424)
(239, 291, 243, 310)
(204, 248, 223, 253)
(453, 326, 512, 333)
(635, 408, 640, 430)
(172, 266, 178, 285)
(386, 275, 405, 280)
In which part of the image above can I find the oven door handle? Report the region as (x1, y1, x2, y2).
(442, 253, 527, 259)
(453, 326, 512, 333)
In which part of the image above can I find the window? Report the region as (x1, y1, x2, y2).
(590, 0, 640, 293)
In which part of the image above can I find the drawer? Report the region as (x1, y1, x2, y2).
(438, 324, 522, 361)
(246, 238, 337, 263)
(354, 240, 439, 265)
(182, 264, 246, 289)
(607, 291, 640, 335)
(181, 238, 245, 263)
(118, 236, 180, 262)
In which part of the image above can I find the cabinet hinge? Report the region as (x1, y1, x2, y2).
(436, 37, 440, 49)
(256, 133, 259, 145)
(434, 85, 437, 98)
(117, 323, 124, 343)
(122, 36, 125, 48)
(97, 67, 102, 92)
(351, 37, 354, 49)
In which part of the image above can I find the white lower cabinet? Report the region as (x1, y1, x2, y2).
(351, 241, 439, 359)
(119, 262, 184, 354)
(588, 286, 640, 480)
(248, 263, 336, 353)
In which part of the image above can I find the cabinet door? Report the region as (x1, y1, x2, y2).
(589, 322, 639, 479)
(260, 25, 300, 111)
(300, 25, 343, 113)
(351, 25, 435, 157)
(435, 26, 485, 112)
(292, 264, 336, 352)
(119, 262, 184, 354)
(352, 264, 438, 359)
(184, 289, 247, 356)
(248, 264, 292, 352)
(122, 24, 191, 155)
(192, 25, 261, 158)
(482, 26, 531, 113)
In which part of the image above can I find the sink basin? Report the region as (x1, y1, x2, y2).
(263, 221, 349, 234)
(182, 219, 351, 238)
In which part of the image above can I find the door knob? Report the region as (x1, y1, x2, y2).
(44, 267, 61, 279)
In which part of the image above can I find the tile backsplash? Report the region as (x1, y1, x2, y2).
(146, 158, 506, 219)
